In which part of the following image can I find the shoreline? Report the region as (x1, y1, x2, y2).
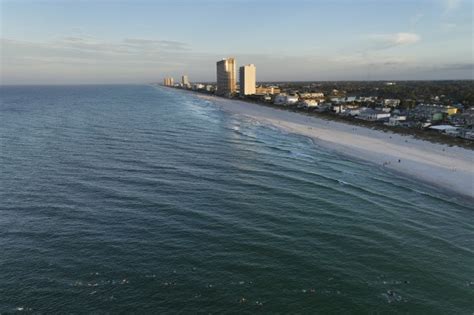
(170, 88, 473, 200)
(161, 85, 474, 150)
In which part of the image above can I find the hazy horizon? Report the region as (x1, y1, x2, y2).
(2, 79, 474, 87)
(1, 0, 473, 85)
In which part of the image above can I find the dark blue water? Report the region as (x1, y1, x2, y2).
(1, 85, 473, 313)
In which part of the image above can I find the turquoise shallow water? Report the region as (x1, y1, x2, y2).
(0, 85, 473, 313)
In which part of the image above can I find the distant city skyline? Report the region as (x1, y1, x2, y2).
(1, 0, 473, 85)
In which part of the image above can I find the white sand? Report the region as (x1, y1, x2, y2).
(196, 93, 474, 199)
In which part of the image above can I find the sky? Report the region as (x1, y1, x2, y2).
(1, 0, 473, 84)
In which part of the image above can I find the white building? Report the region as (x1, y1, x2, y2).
(333, 104, 361, 114)
(239, 64, 256, 96)
(274, 94, 299, 106)
(462, 130, 474, 140)
(383, 99, 401, 107)
(357, 109, 391, 121)
(192, 83, 205, 90)
(376, 107, 392, 113)
(385, 115, 407, 126)
(429, 125, 458, 132)
(182, 75, 190, 86)
(298, 99, 319, 109)
(343, 108, 363, 116)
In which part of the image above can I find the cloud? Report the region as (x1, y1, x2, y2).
(123, 38, 189, 51)
(0, 36, 198, 84)
(367, 32, 421, 49)
(1, 34, 470, 84)
(439, 0, 463, 33)
(330, 54, 410, 67)
(1, 37, 192, 65)
(437, 63, 474, 71)
(443, 0, 461, 13)
(47, 36, 190, 56)
(441, 22, 457, 30)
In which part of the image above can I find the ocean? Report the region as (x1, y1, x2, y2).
(0, 85, 472, 313)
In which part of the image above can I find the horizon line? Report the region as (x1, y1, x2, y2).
(1, 79, 474, 87)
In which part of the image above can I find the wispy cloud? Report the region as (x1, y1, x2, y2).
(2, 36, 191, 64)
(330, 54, 410, 67)
(440, 0, 464, 32)
(49, 36, 190, 55)
(443, 0, 461, 13)
(123, 38, 189, 51)
(441, 22, 457, 30)
(367, 32, 421, 49)
(437, 63, 474, 71)
(0, 36, 196, 84)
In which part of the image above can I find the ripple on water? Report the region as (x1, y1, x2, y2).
(0, 85, 473, 314)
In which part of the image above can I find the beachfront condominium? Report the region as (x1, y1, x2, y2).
(216, 58, 237, 96)
(239, 64, 256, 96)
(182, 75, 189, 86)
(163, 77, 174, 86)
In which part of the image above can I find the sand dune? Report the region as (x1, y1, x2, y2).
(196, 94, 474, 199)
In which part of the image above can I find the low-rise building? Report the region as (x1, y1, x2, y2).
(205, 85, 215, 92)
(274, 94, 299, 106)
(342, 108, 364, 117)
(299, 92, 324, 99)
(356, 96, 376, 103)
(192, 83, 205, 90)
(357, 108, 391, 121)
(314, 103, 329, 112)
(445, 106, 459, 116)
(460, 108, 474, 125)
(273, 94, 287, 105)
(385, 115, 407, 126)
(375, 107, 392, 113)
(332, 104, 360, 114)
(429, 125, 460, 136)
(298, 99, 319, 109)
(461, 129, 474, 140)
(429, 125, 457, 131)
(383, 99, 401, 107)
(330, 96, 357, 104)
(410, 104, 459, 121)
(286, 95, 299, 105)
(255, 86, 281, 95)
(261, 94, 272, 102)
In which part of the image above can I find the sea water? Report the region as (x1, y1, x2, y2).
(0, 85, 472, 313)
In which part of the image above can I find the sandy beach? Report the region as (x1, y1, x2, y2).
(195, 93, 474, 199)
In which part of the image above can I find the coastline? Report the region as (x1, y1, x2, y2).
(172, 89, 473, 200)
